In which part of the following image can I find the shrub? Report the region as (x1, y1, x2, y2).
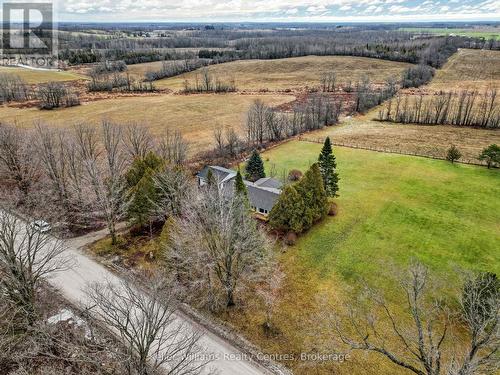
(478, 144, 500, 169)
(284, 231, 297, 246)
(446, 145, 462, 163)
(401, 64, 435, 88)
(328, 201, 338, 216)
(288, 169, 303, 182)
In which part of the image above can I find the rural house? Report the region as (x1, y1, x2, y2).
(197, 166, 283, 215)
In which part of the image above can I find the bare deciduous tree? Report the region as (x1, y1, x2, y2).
(74, 122, 127, 244)
(86, 275, 211, 375)
(152, 166, 193, 219)
(451, 272, 499, 375)
(123, 123, 153, 160)
(331, 263, 500, 375)
(0, 124, 40, 199)
(167, 184, 269, 309)
(257, 260, 285, 336)
(157, 130, 189, 166)
(0, 210, 68, 324)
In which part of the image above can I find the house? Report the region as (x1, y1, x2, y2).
(197, 166, 283, 215)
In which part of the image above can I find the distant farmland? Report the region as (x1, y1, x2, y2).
(155, 55, 414, 92)
(400, 27, 500, 40)
(0, 93, 294, 153)
(428, 48, 500, 90)
(0, 66, 84, 84)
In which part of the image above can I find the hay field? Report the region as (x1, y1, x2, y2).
(154, 55, 414, 92)
(0, 66, 84, 84)
(306, 116, 500, 163)
(428, 49, 500, 91)
(124, 61, 171, 80)
(0, 93, 293, 152)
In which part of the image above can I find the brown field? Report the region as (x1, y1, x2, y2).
(427, 48, 500, 91)
(0, 93, 293, 152)
(0, 66, 84, 84)
(154, 55, 414, 92)
(124, 60, 170, 80)
(306, 115, 500, 163)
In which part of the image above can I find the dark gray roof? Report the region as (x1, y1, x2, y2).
(198, 166, 236, 183)
(254, 177, 283, 190)
(244, 181, 281, 212)
(198, 165, 282, 212)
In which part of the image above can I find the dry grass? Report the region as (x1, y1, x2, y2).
(305, 115, 500, 163)
(0, 93, 293, 152)
(154, 56, 414, 92)
(0, 66, 84, 84)
(123, 60, 177, 80)
(428, 48, 500, 91)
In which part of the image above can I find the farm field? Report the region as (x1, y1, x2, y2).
(0, 93, 293, 152)
(124, 60, 171, 80)
(427, 48, 500, 90)
(155, 55, 414, 92)
(306, 115, 500, 163)
(228, 140, 500, 375)
(400, 27, 500, 40)
(0, 66, 84, 84)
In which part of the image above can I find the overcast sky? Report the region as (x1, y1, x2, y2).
(3, 0, 500, 22)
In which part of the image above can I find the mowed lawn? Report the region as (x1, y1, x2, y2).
(0, 66, 84, 84)
(225, 140, 500, 375)
(0, 93, 293, 153)
(155, 55, 414, 92)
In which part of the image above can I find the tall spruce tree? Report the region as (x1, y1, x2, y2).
(296, 163, 328, 229)
(318, 137, 339, 197)
(125, 152, 164, 227)
(268, 185, 305, 234)
(245, 150, 266, 182)
(234, 169, 248, 199)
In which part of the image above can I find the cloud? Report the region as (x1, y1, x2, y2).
(51, 0, 500, 21)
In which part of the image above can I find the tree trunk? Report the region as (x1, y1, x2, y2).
(227, 288, 235, 308)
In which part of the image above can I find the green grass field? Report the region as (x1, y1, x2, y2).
(227, 140, 500, 374)
(401, 27, 500, 40)
(266, 141, 499, 286)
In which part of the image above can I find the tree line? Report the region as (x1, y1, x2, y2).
(181, 68, 236, 93)
(378, 88, 500, 128)
(0, 122, 188, 237)
(0, 74, 80, 109)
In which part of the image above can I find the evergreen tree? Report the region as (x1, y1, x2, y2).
(478, 144, 500, 169)
(127, 168, 158, 227)
(446, 145, 462, 163)
(318, 137, 339, 197)
(268, 185, 305, 234)
(245, 150, 266, 182)
(296, 163, 328, 229)
(125, 151, 164, 188)
(125, 152, 164, 227)
(234, 169, 248, 199)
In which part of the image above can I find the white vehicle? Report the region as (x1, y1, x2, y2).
(30, 220, 52, 233)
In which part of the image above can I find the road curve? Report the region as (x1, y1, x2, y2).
(44, 228, 276, 375)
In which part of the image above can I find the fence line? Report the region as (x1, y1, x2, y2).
(297, 136, 486, 167)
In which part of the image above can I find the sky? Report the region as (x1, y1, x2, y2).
(2, 0, 500, 22)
